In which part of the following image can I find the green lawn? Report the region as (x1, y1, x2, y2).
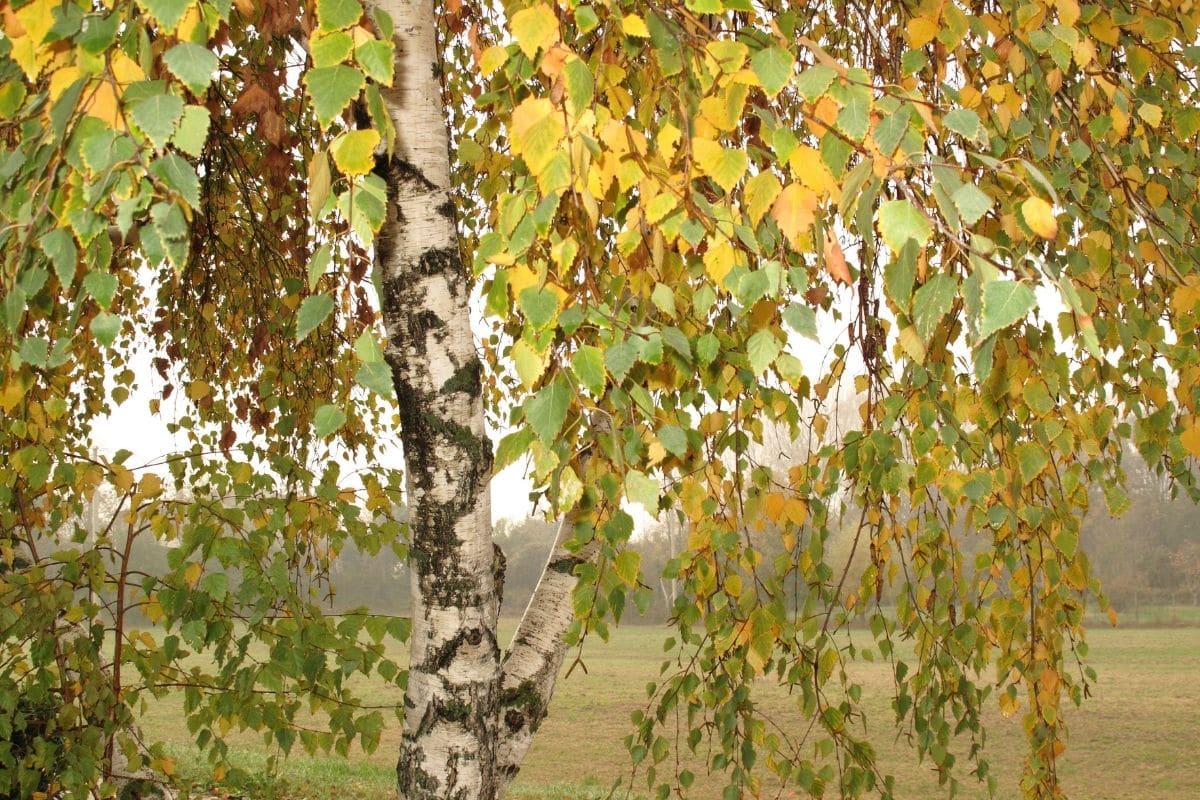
(139, 625, 1200, 800)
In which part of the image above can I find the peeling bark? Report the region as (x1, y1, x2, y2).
(371, 3, 591, 798)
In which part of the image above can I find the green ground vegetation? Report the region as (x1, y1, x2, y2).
(138, 624, 1200, 800)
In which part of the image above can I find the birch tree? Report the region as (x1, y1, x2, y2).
(3, 1, 1200, 800)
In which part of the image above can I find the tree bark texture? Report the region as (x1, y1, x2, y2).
(370, 3, 591, 798)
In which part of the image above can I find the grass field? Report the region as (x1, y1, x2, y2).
(140, 624, 1200, 800)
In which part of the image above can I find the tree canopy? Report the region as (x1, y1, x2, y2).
(1, 0, 1199, 799)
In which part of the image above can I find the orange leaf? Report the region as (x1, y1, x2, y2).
(824, 232, 851, 284)
(771, 183, 817, 248)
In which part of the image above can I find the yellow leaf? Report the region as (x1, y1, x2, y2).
(510, 4, 559, 59)
(621, 14, 650, 38)
(184, 562, 203, 588)
(692, 137, 747, 194)
(703, 236, 736, 286)
(49, 66, 82, 102)
(111, 52, 146, 87)
(330, 129, 381, 176)
(479, 45, 509, 76)
(783, 498, 808, 526)
(82, 81, 122, 128)
(510, 97, 564, 176)
(179, 5, 206, 41)
(1170, 278, 1200, 315)
(907, 16, 939, 49)
(507, 263, 539, 298)
(1021, 196, 1058, 240)
(789, 146, 838, 198)
(771, 183, 818, 247)
(187, 379, 211, 400)
(112, 465, 135, 493)
(1137, 103, 1163, 128)
(139, 473, 163, 496)
(0, 379, 27, 413)
(6, 0, 56, 79)
(1055, 0, 1080, 26)
(1181, 424, 1200, 457)
(742, 170, 782, 226)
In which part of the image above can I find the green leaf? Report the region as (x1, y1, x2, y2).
(129, 91, 185, 150)
(0, 80, 27, 118)
(307, 244, 333, 291)
(651, 283, 676, 317)
(884, 242, 917, 312)
(952, 183, 992, 226)
(696, 332, 719, 365)
(978, 280, 1035, 340)
(877, 200, 932, 254)
(746, 329, 781, 375)
(172, 105, 211, 157)
(141, 0, 190, 30)
(313, 404, 347, 437)
(750, 46, 794, 97)
(658, 425, 688, 457)
(83, 270, 118, 309)
(39, 229, 77, 288)
(943, 108, 984, 141)
(18, 336, 49, 367)
(317, 0, 363, 30)
(605, 340, 638, 382)
(518, 286, 560, 330)
(162, 43, 219, 94)
(150, 153, 200, 209)
(625, 470, 660, 515)
(90, 312, 120, 347)
(296, 294, 335, 341)
(837, 91, 871, 141)
(563, 58, 594, 118)
(571, 345, 606, 395)
(354, 330, 385, 363)
(495, 428, 535, 471)
(1016, 442, 1048, 485)
(912, 274, 956, 342)
(354, 39, 394, 86)
(782, 303, 818, 340)
(794, 65, 837, 101)
(356, 361, 395, 398)
(305, 66, 365, 127)
(311, 31, 354, 68)
(524, 376, 571, 444)
(613, 549, 641, 586)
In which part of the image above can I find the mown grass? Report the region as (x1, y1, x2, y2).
(138, 624, 1200, 800)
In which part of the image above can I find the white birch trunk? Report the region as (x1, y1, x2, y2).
(373, 3, 500, 798)
(370, 3, 591, 797)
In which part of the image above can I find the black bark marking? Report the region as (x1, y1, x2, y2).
(498, 679, 546, 734)
(440, 357, 482, 397)
(418, 245, 460, 276)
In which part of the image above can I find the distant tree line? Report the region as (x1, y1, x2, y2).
(100, 451, 1196, 629)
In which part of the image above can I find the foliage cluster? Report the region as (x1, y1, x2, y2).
(1, 0, 1199, 799)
